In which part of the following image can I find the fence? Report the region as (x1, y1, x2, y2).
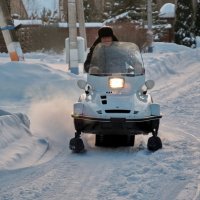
(0, 23, 172, 53)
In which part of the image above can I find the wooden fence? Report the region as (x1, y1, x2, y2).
(0, 23, 173, 53)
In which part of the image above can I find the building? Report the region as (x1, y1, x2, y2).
(10, 0, 28, 19)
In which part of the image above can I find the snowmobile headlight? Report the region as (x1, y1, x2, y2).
(109, 77, 125, 89)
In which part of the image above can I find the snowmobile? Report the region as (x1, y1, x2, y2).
(69, 42, 162, 153)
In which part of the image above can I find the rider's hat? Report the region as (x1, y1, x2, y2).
(98, 26, 114, 38)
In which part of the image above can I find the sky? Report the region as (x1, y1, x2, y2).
(22, 0, 58, 15)
(0, 41, 200, 199)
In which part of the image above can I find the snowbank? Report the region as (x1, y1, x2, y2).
(0, 60, 79, 103)
(0, 111, 48, 170)
(143, 42, 200, 81)
(0, 54, 81, 169)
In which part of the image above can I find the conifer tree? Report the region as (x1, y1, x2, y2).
(83, 0, 146, 22)
(174, 0, 196, 48)
(194, 1, 200, 36)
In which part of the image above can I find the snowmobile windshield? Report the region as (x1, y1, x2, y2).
(89, 42, 144, 76)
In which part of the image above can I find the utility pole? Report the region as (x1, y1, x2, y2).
(68, 0, 79, 74)
(67, 0, 87, 74)
(147, 0, 152, 31)
(147, 0, 153, 52)
(0, 0, 24, 61)
(76, 0, 87, 50)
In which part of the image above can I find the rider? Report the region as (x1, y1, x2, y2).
(84, 26, 118, 73)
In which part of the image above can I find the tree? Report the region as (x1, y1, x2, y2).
(174, 0, 196, 48)
(83, 0, 105, 21)
(40, 8, 56, 25)
(83, 0, 146, 22)
(194, 0, 200, 36)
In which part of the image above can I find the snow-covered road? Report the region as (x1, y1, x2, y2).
(0, 43, 200, 200)
(0, 128, 199, 200)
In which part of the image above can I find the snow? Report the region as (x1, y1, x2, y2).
(159, 3, 175, 18)
(13, 19, 103, 28)
(14, 19, 43, 26)
(58, 22, 103, 28)
(0, 41, 200, 199)
(103, 11, 130, 24)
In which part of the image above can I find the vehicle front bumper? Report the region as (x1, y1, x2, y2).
(71, 114, 162, 135)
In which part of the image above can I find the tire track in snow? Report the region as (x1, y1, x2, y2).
(193, 184, 200, 200)
(94, 122, 200, 200)
(0, 125, 199, 200)
(160, 124, 200, 200)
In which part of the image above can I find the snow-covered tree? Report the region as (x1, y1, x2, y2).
(194, 0, 200, 36)
(40, 8, 58, 25)
(83, 0, 146, 22)
(174, 0, 196, 48)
